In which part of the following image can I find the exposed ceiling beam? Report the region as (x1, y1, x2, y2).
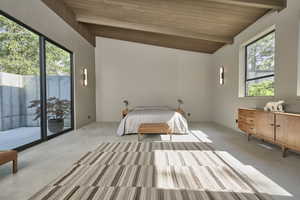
(76, 15, 233, 44)
(41, 0, 95, 46)
(89, 24, 224, 53)
(204, 0, 286, 10)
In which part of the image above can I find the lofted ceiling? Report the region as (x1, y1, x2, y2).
(42, 0, 286, 53)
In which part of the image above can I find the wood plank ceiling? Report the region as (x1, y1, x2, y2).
(45, 0, 286, 53)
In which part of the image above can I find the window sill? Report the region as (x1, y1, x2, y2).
(238, 96, 275, 101)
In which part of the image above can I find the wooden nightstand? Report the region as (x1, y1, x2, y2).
(176, 108, 185, 116)
(122, 109, 129, 118)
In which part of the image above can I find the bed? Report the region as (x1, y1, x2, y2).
(117, 106, 188, 136)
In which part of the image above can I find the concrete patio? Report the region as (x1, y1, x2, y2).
(0, 127, 40, 150)
(0, 126, 72, 150)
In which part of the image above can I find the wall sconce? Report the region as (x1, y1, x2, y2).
(219, 66, 224, 85)
(81, 68, 88, 87)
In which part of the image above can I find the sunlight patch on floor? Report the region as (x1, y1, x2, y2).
(156, 128, 293, 197)
(152, 149, 292, 197)
(190, 130, 212, 143)
(159, 129, 212, 143)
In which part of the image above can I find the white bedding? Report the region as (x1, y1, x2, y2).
(117, 107, 188, 136)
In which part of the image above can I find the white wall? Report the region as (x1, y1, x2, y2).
(0, 0, 96, 129)
(212, 0, 300, 130)
(96, 37, 212, 122)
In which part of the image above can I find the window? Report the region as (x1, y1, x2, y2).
(0, 11, 74, 150)
(245, 31, 275, 97)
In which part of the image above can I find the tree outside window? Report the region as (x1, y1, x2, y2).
(245, 31, 275, 97)
(0, 15, 70, 75)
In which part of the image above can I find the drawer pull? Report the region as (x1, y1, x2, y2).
(276, 125, 281, 128)
(270, 123, 274, 126)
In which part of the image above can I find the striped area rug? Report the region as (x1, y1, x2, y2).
(29, 142, 273, 200)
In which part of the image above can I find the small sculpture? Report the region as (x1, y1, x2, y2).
(264, 100, 285, 112)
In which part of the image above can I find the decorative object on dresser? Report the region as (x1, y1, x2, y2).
(264, 100, 285, 112)
(237, 108, 300, 157)
(0, 150, 18, 174)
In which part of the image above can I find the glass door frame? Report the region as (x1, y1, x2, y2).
(43, 38, 74, 140)
(0, 10, 74, 151)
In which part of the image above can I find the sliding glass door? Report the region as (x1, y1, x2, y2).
(0, 12, 74, 150)
(0, 14, 42, 150)
(45, 41, 72, 137)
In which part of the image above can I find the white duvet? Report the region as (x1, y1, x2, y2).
(117, 107, 188, 136)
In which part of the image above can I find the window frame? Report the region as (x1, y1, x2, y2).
(244, 30, 276, 97)
(44, 38, 74, 139)
(0, 10, 74, 151)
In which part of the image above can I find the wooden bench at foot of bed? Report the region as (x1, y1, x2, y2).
(138, 123, 172, 141)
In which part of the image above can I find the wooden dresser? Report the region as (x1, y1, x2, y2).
(238, 108, 300, 157)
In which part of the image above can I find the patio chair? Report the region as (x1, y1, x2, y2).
(0, 150, 18, 174)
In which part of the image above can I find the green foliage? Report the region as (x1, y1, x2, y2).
(0, 15, 39, 75)
(247, 80, 274, 97)
(246, 32, 275, 97)
(0, 15, 70, 75)
(46, 42, 70, 75)
(247, 32, 275, 72)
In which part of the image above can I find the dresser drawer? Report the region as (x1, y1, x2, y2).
(238, 116, 255, 124)
(239, 110, 255, 117)
(246, 117, 255, 124)
(238, 109, 256, 134)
